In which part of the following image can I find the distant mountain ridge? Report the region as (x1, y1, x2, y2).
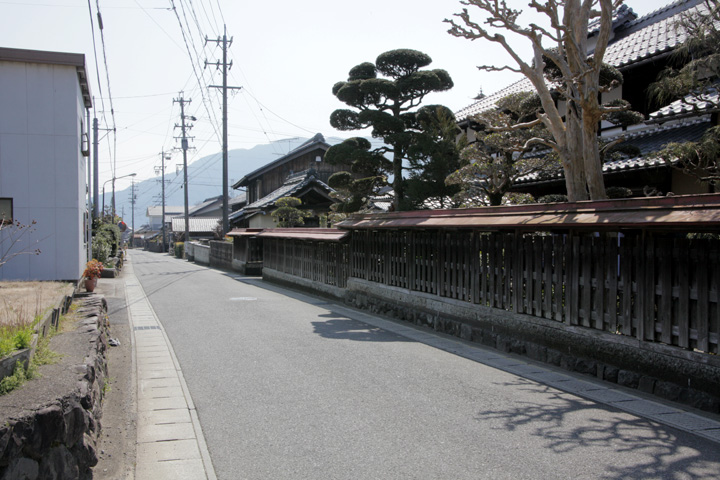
(113, 136, 346, 227)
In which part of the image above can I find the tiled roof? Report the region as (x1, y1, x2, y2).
(171, 217, 220, 233)
(588, 4, 637, 36)
(232, 133, 330, 188)
(455, 78, 534, 122)
(648, 87, 720, 122)
(456, 0, 707, 121)
(601, 0, 705, 68)
(515, 119, 712, 184)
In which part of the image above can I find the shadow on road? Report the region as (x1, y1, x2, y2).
(475, 377, 720, 479)
(312, 314, 411, 343)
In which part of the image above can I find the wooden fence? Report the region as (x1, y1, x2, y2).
(348, 229, 719, 355)
(263, 237, 349, 289)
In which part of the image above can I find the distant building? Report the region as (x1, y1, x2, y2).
(146, 205, 184, 231)
(230, 134, 346, 228)
(0, 47, 92, 280)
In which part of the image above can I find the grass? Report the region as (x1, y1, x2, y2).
(0, 281, 72, 395)
(0, 281, 71, 358)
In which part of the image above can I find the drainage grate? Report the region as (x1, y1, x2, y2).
(134, 326, 160, 331)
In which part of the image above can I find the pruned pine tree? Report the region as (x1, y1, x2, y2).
(325, 137, 391, 215)
(446, 0, 636, 202)
(330, 49, 454, 210)
(446, 92, 558, 206)
(271, 197, 312, 228)
(405, 105, 464, 210)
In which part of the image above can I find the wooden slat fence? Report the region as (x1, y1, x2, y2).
(262, 228, 718, 355)
(347, 230, 719, 355)
(263, 238, 349, 289)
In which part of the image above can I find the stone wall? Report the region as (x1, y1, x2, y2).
(0, 295, 109, 480)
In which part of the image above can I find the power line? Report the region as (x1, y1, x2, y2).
(168, 0, 222, 144)
(95, 0, 118, 178)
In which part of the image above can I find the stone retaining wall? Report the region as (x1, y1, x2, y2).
(0, 295, 109, 480)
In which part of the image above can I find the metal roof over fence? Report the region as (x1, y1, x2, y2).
(335, 194, 720, 232)
(256, 228, 350, 242)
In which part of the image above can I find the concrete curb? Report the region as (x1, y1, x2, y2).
(124, 253, 217, 480)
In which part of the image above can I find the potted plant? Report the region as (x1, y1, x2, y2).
(83, 259, 104, 292)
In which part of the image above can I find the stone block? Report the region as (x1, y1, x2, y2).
(460, 324, 472, 341)
(0, 457, 39, 480)
(618, 370, 640, 389)
(638, 376, 656, 394)
(602, 366, 619, 384)
(654, 381, 683, 402)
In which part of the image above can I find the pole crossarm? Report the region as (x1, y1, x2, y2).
(204, 24, 241, 236)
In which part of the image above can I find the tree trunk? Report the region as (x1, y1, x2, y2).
(564, 104, 589, 202)
(582, 108, 607, 200)
(392, 150, 404, 210)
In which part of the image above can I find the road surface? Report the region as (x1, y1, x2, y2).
(131, 249, 720, 480)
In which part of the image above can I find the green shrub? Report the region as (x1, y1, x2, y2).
(174, 242, 184, 258)
(606, 186, 633, 199)
(0, 333, 15, 358)
(0, 361, 30, 395)
(14, 327, 32, 349)
(538, 194, 569, 203)
(92, 222, 121, 262)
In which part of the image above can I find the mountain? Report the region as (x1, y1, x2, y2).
(112, 136, 345, 228)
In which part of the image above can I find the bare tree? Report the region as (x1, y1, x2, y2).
(0, 219, 41, 269)
(446, 0, 627, 201)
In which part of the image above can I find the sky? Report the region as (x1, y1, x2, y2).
(0, 0, 658, 195)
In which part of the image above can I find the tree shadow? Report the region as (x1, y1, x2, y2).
(311, 313, 412, 343)
(475, 377, 720, 479)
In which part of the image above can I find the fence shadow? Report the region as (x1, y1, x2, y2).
(475, 377, 720, 479)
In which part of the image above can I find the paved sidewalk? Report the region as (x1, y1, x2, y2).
(124, 257, 216, 480)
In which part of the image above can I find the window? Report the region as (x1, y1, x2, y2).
(0, 198, 12, 224)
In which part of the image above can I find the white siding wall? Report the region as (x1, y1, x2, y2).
(248, 213, 278, 229)
(0, 60, 86, 280)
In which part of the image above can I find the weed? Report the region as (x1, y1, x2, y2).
(0, 361, 29, 395)
(0, 333, 15, 358)
(14, 327, 32, 349)
(102, 377, 113, 395)
(32, 336, 61, 366)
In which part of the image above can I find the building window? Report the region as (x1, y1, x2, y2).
(0, 198, 12, 224)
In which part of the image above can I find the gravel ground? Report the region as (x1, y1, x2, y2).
(93, 274, 136, 479)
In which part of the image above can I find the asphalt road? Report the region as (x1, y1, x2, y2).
(131, 249, 720, 480)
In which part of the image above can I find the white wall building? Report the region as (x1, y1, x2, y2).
(0, 48, 92, 281)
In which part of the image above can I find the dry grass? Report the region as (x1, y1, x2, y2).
(0, 281, 73, 328)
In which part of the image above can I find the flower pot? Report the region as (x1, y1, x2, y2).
(85, 276, 98, 293)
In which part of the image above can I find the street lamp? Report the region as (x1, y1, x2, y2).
(101, 173, 136, 219)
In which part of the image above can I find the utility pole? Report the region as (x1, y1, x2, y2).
(174, 94, 194, 249)
(130, 177, 136, 247)
(92, 117, 114, 218)
(206, 24, 242, 235)
(92, 117, 99, 220)
(155, 151, 171, 253)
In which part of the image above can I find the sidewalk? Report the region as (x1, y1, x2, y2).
(123, 256, 216, 480)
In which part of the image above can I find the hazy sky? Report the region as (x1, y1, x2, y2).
(1, 0, 658, 193)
